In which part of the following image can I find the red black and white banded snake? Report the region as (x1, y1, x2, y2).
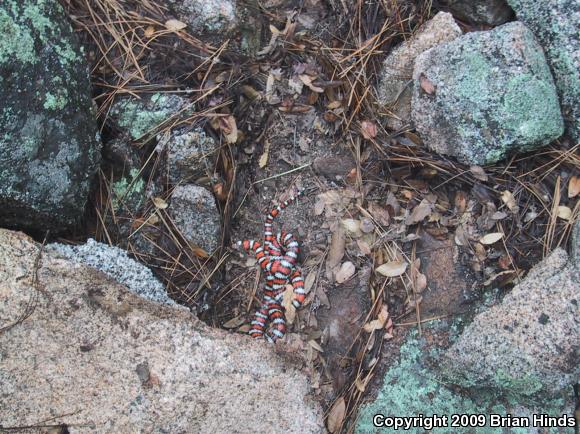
(236, 189, 306, 342)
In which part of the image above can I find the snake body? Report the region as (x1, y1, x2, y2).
(237, 190, 305, 342)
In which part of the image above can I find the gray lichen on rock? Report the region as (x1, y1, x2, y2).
(162, 127, 217, 184)
(0, 0, 101, 232)
(506, 0, 580, 141)
(168, 185, 221, 254)
(377, 12, 462, 131)
(165, 0, 238, 34)
(440, 248, 579, 399)
(411, 22, 564, 165)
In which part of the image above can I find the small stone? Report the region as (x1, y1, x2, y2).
(439, 0, 514, 25)
(412, 22, 564, 164)
(166, 0, 238, 34)
(168, 185, 220, 254)
(163, 127, 217, 184)
(313, 155, 356, 180)
(378, 12, 462, 131)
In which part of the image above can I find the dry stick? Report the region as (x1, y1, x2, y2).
(0, 237, 45, 335)
(396, 315, 450, 326)
(522, 144, 580, 180)
(544, 176, 561, 257)
(157, 210, 214, 287)
(498, 220, 519, 277)
(410, 231, 422, 336)
(247, 268, 262, 313)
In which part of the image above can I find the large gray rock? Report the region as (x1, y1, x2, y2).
(506, 0, 580, 141)
(412, 22, 564, 165)
(0, 229, 323, 433)
(378, 12, 462, 131)
(440, 0, 514, 25)
(169, 185, 221, 254)
(0, 0, 101, 232)
(440, 248, 579, 398)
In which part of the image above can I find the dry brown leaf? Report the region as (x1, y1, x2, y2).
(501, 190, 519, 213)
(568, 176, 580, 198)
(258, 140, 270, 168)
(419, 74, 435, 94)
(368, 202, 391, 226)
(335, 261, 355, 283)
(191, 244, 209, 258)
(144, 25, 155, 38)
(557, 206, 572, 221)
(282, 284, 297, 324)
(341, 218, 361, 234)
(454, 191, 467, 214)
(314, 196, 325, 215)
(265, 71, 280, 104)
(360, 120, 377, 139)
(304, 270, 316, 293)
(327, 100, 342, 109)
(218, 115, 238, 144)
(474, 242, 487, 261)
(498, 254, 511, 270)
(308, 339, 324, 352)
(405, 199, 433, 225)
(327, 226, 345, 270)
(152, 196, 168, 209)
(298, 74, 324, 93)
(356, 239, 372, 255)
(363, 319, 383, 333)
(164, 19, 187, 31)
(469, 165, 488, 182)
(222, 316, 246, 329)
(355, 377, 367, 392)
(327, 397, 346, 433)
(454, 225, 469, 246)
(415, 272, 427, 292)
(375, 261, 407, 277)
(480, 232, 504, 245)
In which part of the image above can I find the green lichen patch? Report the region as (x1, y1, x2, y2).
(356, 336, 502, 434)
(0, 0, 101, 231)
(43, 89, 69, 111)
(110, 93, 193, 140)
(0, 5, 36, 64)
(111, 168, 146, 213)
(355, 331, 572, 434)
(0, 0, 80, 67)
